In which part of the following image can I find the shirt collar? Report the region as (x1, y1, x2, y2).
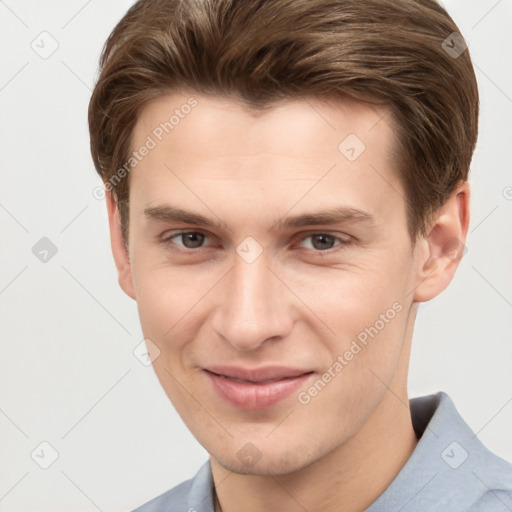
(366, 391, 512, 511)
(188, 458, 216, 512)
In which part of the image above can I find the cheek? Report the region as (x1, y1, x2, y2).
(131, 260, 227, 380)
(295, 299, 408, 437)
(131, 268, 190, 371)
(132, 265, 205, 407)
(134, 274, 176, 339)
(132, 259, 205, 333)
(285, 260, 406, 331)
(285, 256, 410, 380)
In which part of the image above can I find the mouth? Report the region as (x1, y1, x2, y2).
(204, 366, 314, 410)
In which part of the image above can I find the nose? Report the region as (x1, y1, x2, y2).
(211, 252, 294, 352)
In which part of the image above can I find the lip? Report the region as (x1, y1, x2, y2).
(205, 366, 314, 410)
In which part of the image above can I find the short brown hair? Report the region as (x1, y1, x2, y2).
(88, 0, 479, 243)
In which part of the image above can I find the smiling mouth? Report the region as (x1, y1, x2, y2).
(204, 367, 314, 409)
(208, 371, 311, 384)
(205, 365, 313, 382)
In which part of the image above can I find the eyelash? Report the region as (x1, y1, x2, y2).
(159, 230, 351, 255)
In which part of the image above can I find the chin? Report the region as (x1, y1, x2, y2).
(216, 457, 304, 477)
(211, 442, 320, 477)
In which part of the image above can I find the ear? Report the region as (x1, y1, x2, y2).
(105, 191, 136, 300)
(413, 181, 470, 303)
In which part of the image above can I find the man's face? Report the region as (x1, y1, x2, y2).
(122, 93, 426, 475)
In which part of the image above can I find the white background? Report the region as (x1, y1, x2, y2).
(0, 1, 511, 510)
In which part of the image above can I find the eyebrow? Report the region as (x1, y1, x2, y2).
(144, 205, 218, 227)
(143, 204, 376, 230)
(272, 206, 376, 230)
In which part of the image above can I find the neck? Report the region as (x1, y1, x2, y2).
(211, 392, 418, 512)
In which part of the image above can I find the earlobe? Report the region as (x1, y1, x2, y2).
(412, 182, 470, 303)
(105, 191, 136, 300)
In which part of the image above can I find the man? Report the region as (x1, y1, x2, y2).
(88, 0, 512, 510)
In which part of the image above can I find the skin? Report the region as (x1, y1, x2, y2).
(106, 93, 469, 512)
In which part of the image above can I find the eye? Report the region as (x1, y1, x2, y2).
(163, 231, 208, 249)
(298, 233, 347, 251)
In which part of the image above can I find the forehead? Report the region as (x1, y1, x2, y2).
(132, 93, 395, 162)
(128, 92, 406, 232)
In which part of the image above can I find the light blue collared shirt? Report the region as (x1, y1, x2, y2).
(132, 392, 512, 511)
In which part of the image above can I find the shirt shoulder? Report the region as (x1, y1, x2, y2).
(468, 489, 512, 512)
(130, 461, 214, 512)
(131, 478, 192, 512)
(367, 392, 512, 512)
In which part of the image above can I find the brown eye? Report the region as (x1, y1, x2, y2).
(165, 231, 207, 249)
(180, 232, 205, 248)
(310, 234, 336, 250)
